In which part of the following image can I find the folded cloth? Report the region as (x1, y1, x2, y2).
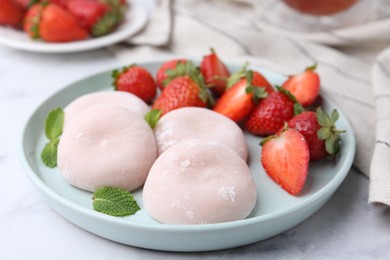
(111, 0, 389, 205)
(370, 48, 390, 205)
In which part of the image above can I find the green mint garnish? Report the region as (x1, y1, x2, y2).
(93, 187, 140, 217)
(41, 107, 64, 168)
(144, 109, 161, 129)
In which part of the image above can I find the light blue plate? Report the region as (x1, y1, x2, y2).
(19, 60, 356, 252)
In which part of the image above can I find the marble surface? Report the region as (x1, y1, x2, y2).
(1, 45, 390, 259)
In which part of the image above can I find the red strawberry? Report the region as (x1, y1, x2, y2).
(152, 75, 209, 116)
(245, 87, 303, 136)
(66, 0, 108, 31)
(282, 64, 320, 106)
(261, 129, 309, 195)
(112, 65, 157, 103)
(0, 0, 24, 27)
(66, 0, 122, 36)
(213, 68, 273, 122)
(200, 48, 230, 95)
(24, 3, 88, 42)
(155, 59, 188, 90)
(287, 108, 345, 160)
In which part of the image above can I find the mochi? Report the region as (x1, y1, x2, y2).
(143, 139, 257, 225)
(58, 105, 157, 192)
(64, 91, 149, 129)
(154, 107, 248, 161)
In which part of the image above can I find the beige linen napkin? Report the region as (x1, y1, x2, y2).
(370, 48, 390, 205)
(111, 0, 389, 205)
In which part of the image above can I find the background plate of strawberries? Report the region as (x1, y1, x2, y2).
(0, 0, 148, 53)
(19, 58, 356, 252)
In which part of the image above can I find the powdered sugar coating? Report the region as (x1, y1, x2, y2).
(64, 91, 150, 129)
(143, 139, 257, 224)
(154, 107, 248, 161)
(58, 105, 157, 192)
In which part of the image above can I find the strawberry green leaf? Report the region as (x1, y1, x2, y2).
(93, 187, 140, 217)
(294, 103, 305, 116)
(331, 109, 339, 122)
(227, 64, 248, 88)
(316, 107, 328, 127)
(305, 63, 317, 72)
(144, 109, 161, 129)
(317, 127, 331, 140)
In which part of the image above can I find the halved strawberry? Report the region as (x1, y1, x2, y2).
(245, 87, 304, 136)
(200, 48, 230, 96)
(287, 108, 345, 160)
(282, 64, 320, 106)
(261, 129, 309, 195)
(155, 59, 190, 90)
(112, 64, 157, 103)
(213, 67, 273, 122)
(152, 75, 209, 116)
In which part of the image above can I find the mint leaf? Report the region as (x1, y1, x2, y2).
(144, 109, 161, 129)
(93, 187, 140, 217)
(45, 108, 64, 140)
(41, 141, 58, 168)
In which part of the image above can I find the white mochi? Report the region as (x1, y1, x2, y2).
(143, 139, 257, 225)
(58, 105, 157, 192)
(64, 91, 149, 129)
(154, 107, 248, 161)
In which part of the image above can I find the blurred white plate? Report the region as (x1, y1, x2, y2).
(0, 1, 148, 53)
(19, 59, 356, 252)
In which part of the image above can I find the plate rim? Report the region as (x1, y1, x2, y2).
(18, 58, 356, 233)
(0, 1, 148, 53)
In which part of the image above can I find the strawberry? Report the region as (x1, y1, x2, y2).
(0, 0, 24, 27)
(213, 67, 273, 122)
(287, 108, 345, 160)
(155, 59, 188, 90)
(200, 48, 230, 95)
(24, 3, 88, 42)
(152, 75, 209, 116)
(112, 64, 157, 103)
(282, 64, 320, 106)
(245, 87, 304, 136)
(261, 129, 309, 195)
(66, 0, 122, 37)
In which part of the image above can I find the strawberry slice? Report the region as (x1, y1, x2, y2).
(200, 48, 230, 96)
(213, 67, 273, 122)
(261, 129, 309, 195)
(282, 64, 320, 107)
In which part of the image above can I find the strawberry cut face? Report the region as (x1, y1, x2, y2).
(261, 129, 309, 195)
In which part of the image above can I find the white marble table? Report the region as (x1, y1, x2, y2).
(1, 45, 390, 259)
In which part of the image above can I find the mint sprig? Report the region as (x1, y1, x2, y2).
(41, 108, 64, 168)
(145, 109, 161, 129)
(93, 187, 140, 217)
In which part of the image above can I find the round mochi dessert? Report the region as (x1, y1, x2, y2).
(63, 91, 150, 129)
(154, 107, 248, 161)
(143, 139, 257, 225)
(58, 105, 157, 192)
